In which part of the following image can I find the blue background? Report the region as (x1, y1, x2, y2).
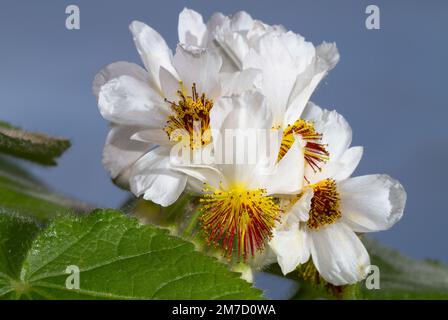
(1, 0, 447, 295)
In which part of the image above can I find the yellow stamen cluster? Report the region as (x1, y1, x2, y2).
(278, 119, 329, 173)
(164, 83, 212, 149)
(308, 179, 341, 229)
(199, 184, 281, 259)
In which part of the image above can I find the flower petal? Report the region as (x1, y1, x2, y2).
(129, 21, 177, 88)
(93, 61, 150, 99)
(302, 102, 352, 162)
(129, 146, 187, 206)
(130, 128, 171, 145)
(331, 146, 363, 181)
(211, 90, 271, 132)
(306, 146, 363, 184)
(103, 125, 153, 181)
(243, 32, 312, 126)
(279, 31, 315, 73)
(283, 42, 339, 126)
(178, 8, 207, 47)
(227, 11, 254, 31)
(159, 66, 181, 102)
(214, 31, 249, 71)
(270, 227, 310, 275)
(219, 68, 262, 96)
(171, 144, 224, 194)
(339, 175, 406, 232)
(98, 75, 168, 127)
(172, 45, 222, 98)
(211, 91, 273, 184)
(316, 41, 340, 71)
(308, 222, 370, 286)
(255, 137, 305, 195)
(284, 188, 313, 226)
(171, 162, 225, 193)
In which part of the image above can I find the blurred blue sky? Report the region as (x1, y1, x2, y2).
(0, 0, 447, 267)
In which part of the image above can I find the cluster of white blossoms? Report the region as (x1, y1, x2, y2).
(94, 9, 406, 286)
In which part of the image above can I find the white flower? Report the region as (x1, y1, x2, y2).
(178, 8, 340, 129)
(269, 103, 407, 285)
(93, 19, 260, 206)
(178, 8, 341, 182)
(92, 10, 407, 288)
(172, 91, 305, 258)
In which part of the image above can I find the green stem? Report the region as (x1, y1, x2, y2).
(183, 209, 202, 237)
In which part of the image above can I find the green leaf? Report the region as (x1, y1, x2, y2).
(0, 121, 70, 166)
(360, 238, 448, 299)
(0, 213, 40, 299)
(0, 156, 89, 222)
(0, 209, 263, 300)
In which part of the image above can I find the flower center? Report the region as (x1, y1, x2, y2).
(164, 82, 213, 149)
(199, 184, 281, 259)
(278, 119, 329, 172)
(307, 179, 341, 229)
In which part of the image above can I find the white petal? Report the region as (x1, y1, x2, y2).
(278, 31, 315, 73)
(208, 11, 253, 36)
(305, 162, 340, 185)
(228, 11, 254, 31)
(129, 21, 177, 88)
(103, 126, 152, 181)
(173, 46, 222, 98)
(93, 61, 150, 99)
(283, 68, 325, 126)
(210, 90, 272, 153)
(211, 11, 255, 70)
(210, 91, 272, 185)
(219, 68, 262, 96)
(302, 102, 352, 162)
(339, 175, 406, 232)
(208, 96, 233, 133)
(254, 137, 304, 195)
(201, 12, 225, 37)
(331, 146, 363, 181)
(129, 146, 187, 206)
(316, 41, 340, 71)
(283, 188, 313, 227)
(306, 146, 363, 184)
(185, 176, 206, 194)
(98, 75, 168, 127)
(270, 227, 310, 275)
(214, 31, 249, 71)
(283, 43, 340, 126)
(211, 91, 271, 132)
(159, 66, 181, 102)
(243, 33, 304, 126)
(178, 8, 207, 47)
(174, 144, 225, 193)
(308, 222, 370, 286)
(171, 163, 225, 193)
(130, 128, 170, 145)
